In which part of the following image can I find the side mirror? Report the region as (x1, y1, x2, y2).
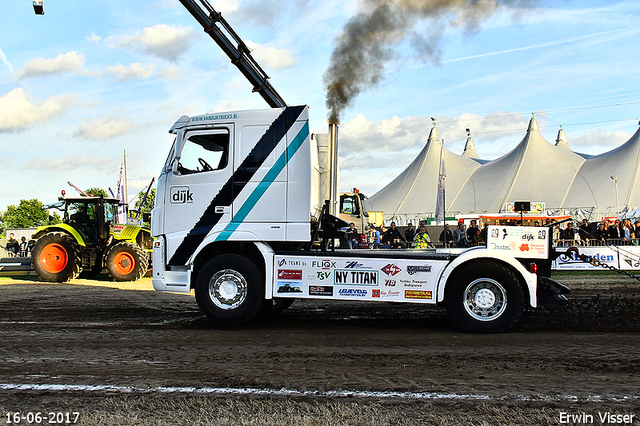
(171, 158, 180, 175)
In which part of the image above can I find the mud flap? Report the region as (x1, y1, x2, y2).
(537, 276, 571, 306)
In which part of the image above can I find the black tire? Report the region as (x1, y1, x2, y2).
(31, 232, 82, 282)
(195, 254, 264, 326)
(105, 242, 149, 282)
(445, 260, 525, 333)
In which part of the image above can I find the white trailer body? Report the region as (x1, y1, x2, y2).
(152, 106, 568, 332)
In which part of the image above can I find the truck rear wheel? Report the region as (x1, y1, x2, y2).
(105, 242, 148, 282)
(195, 254, 263, 326)
(31, 232, 82, 282)
(445, 260, 525, 333)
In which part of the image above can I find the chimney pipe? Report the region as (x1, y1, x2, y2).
(328, 123, 339, 216)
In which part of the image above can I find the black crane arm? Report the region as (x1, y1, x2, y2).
(179, 0, 287, 109)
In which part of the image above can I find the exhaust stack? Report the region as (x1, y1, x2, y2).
(328, 123, 339, 216)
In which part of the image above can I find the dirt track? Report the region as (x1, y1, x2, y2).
(0, 274, 639, 424)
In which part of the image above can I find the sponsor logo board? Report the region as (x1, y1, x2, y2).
(338, 288, 368, 297)
(334, 269, 378, 285)
(381, 263, 402, 276)
(407, 265, 431, 275)
(277, 269, 302, 280)
(404, 290, 433, 300)
(277, 282, 303, 293)
(309, 286, 333, 296)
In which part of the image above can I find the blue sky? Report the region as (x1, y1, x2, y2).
(1, 0, 639, 212)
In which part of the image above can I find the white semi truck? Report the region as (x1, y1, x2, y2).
(150, 105, 569, 332)
(150, 0, 569, 332)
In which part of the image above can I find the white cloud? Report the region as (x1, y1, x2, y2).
(571, 129, 631, 148)
(157, 65, 182, 81)
(0, 88, 78, 133)
(25, 155, 117, 172)
(73, 116, 135, 140)
(16, 51, 85, 79)
(117, 24, 195, 62)
(106, 62, 156, 81)
(212, 0, 240, 14)
(86, 32, 102, 43)
(246, 40, 296, 70)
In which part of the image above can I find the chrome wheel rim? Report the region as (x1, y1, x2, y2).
(208, 269, 247, 310)
(463, 278, 507, 321)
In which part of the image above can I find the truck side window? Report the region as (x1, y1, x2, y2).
(178, 131, 229, 175)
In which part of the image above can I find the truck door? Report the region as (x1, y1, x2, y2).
(163, 126, 233, 264)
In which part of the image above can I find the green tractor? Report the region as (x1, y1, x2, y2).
(31, 196, 153, 282)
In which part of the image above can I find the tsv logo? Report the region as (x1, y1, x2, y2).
(170, 186, 193, 204)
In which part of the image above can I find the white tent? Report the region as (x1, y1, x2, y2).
(367, 125, 481, 224)
(367, 117, 640, 223)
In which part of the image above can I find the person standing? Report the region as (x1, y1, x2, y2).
(404, 223, 415, 247)
(466, 220, 479, 246)
(453, 222, 467, 247)
(346, 222, 359, 249)
(439, 224, 454, 247)
(414, 226, 431, 249)
(381, 222, 405, 249)
(5, 233, 19, 257)
(19, 237, 28, 257)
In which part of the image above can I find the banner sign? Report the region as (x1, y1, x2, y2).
(486, 226, 550, 259)
(553, 245, 640, 270)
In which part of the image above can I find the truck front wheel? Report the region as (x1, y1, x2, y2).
(445, 261, 525, 333)
(195, 254, 264, 326)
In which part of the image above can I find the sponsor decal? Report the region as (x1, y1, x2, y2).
(278, 269, 302, 280)
(401, 279, 428, 288)
(334, 270, 378, 285)
(384, 279, 396, 287)
(404, 290, 433, 299)
(110, 224, 125, 234)
(278, 259, 307, 267)
(406, 265, 432, 275)
(521, 233, 534, 241)
(191, 113, 238, 121)
(372, 289, 381, 298)
(538, 230, 547, 239)
(316, 271, 331, 280)
(381, 263, 402, 276)
(170, 186, 193, 204)
(344, 261, 365, 269)
(309, 286, 333, 296)
(312, 260, 336, 269)
(338, 288, 368, 297)
(381, 290, 400, 297)
(519, 244, 530, 252)
(277, 282, 302, 293)
(490, 229, 499, 238)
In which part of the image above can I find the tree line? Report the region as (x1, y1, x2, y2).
(0, 188, 155, 238)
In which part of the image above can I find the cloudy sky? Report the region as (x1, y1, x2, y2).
(1, 0, 639, 212)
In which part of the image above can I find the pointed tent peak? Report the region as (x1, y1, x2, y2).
(555, 125, 571, 150)
(527, 114, 539, 133)
(462, 128, 480, 159)
(427, 119, 439, 143)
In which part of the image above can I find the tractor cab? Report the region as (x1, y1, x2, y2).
(60, 196, 119, 245)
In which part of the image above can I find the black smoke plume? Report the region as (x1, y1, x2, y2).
(323, 0, 522, 124)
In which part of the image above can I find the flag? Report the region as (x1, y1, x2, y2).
(116, 162, 127, 223)
(435, 142, 446, 224)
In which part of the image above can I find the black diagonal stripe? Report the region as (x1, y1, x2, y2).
(168, 105, 306, 265)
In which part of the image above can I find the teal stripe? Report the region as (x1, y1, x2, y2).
(216, 121, 309, 241)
